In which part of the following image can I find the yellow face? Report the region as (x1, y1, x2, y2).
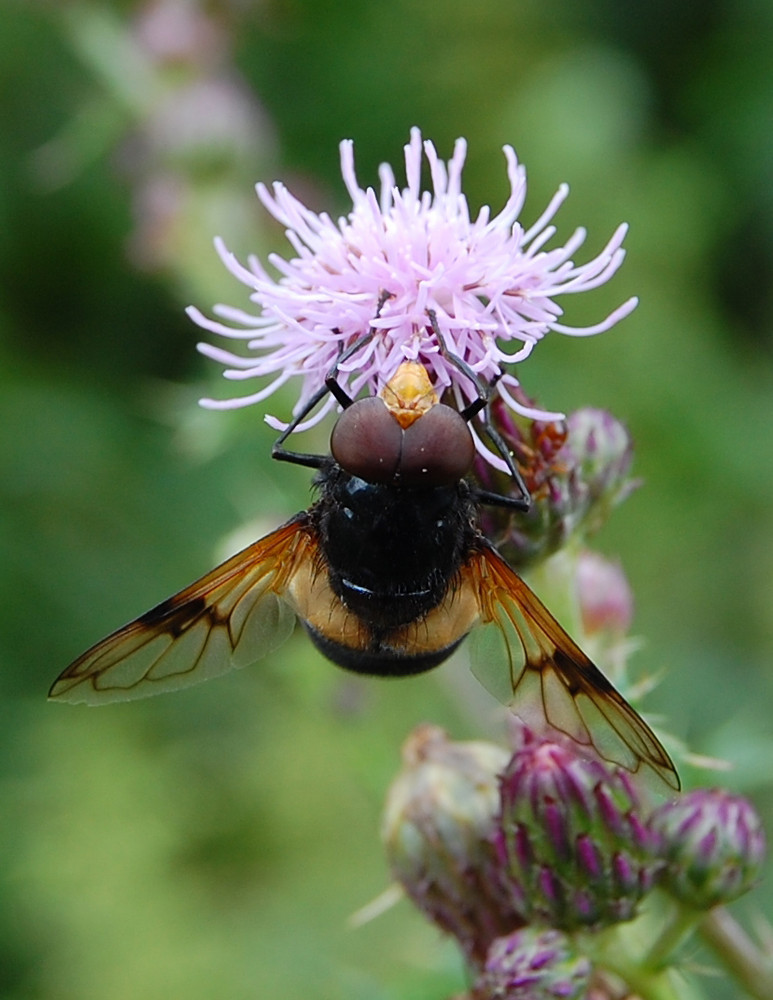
(379, 361, 439, 429)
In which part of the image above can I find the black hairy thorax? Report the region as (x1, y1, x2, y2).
(311, 462, 479, 633)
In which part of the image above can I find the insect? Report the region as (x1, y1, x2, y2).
(50, 335, 678, 791)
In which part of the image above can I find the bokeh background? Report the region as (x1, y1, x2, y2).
(1, 2, 772, 998)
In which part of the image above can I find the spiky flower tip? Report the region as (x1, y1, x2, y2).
(650, 788, 766, 909)
(382, 725, 523, 966)
(477, 404, 637, 567)
(495, 735, 660, 931)
(188, 127, 637, 470)
(473, 927, 592, 1000)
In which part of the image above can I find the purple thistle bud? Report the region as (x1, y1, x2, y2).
(650, 788, 766, 909)
(575, 550, 634, 637)
(188, 128, 637, 471)
(382, 725, 523, 966)
(496, 737, 660, 930)
(473, 927, 592, 1000)
(477, 406, 637, 569)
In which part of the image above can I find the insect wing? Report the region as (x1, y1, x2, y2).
(50, 516, 313, 705)
(467, 545, 679, 791)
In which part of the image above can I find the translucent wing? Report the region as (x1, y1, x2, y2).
(467, 543, 679, 791)
(50, 515, 315, 705)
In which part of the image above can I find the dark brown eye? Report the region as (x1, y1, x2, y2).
(399, 405, 474, 486)
(330, 397, 403, 483)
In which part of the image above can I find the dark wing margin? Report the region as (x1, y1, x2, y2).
(49, 515, 315, 705)
(467, 544, 679, 792)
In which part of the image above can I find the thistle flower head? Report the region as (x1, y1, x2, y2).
(474, 927, 592, 1000)
(478, 404, 637, 565)
(650, 788, 766, 909)
(381, 725, 522, 966)
(188, 128, 637, 469)
(495, 734, 660, 931)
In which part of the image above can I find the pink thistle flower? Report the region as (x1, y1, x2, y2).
(188, 128, 637, 470)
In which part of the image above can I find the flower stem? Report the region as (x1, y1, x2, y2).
(699, 907, 773, 1000)
(644, 902, 702, 970)
(585, 928, 702, 1000)
(596, 957, 689, 1000)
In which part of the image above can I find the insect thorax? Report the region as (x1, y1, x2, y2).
(312, 464, 478, 631)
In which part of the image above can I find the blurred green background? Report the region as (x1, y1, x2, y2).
(1, 1, 772, 997)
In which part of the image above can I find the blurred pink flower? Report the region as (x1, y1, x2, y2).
(189, 128, 637, 467)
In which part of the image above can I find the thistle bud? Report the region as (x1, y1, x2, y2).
(567, 406, 636, 521)
(576, 550, 634, 637)
(477, 403, 637, 571)
(473, 927, 592, 1000)
(496, 736, 659, 930)
(650, 788, 766, 909)
(382, 725, 522, 965)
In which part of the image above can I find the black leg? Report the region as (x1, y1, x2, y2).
(271, 376, 334, 470)
(426, 309, 531, 511)
(272, 291, 394, 469)
(472, 487, 530, 512)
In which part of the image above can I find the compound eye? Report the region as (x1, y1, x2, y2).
(400, 405, 475, 486)
(330, 397, 402, 483)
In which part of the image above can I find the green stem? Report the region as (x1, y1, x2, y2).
(584, 928, 702, 1000)
(699, 907, 773, 1000)
(644, 902, 702, 970)
(597, 956, 686, 1000)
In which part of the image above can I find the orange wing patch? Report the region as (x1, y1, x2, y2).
(467, 543, 679, 792)
(50, 516, 315, 704)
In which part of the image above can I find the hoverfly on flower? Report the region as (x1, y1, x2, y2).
(49, 131, 677, 792)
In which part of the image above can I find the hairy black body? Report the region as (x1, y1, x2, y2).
(303, 460, 480, 676)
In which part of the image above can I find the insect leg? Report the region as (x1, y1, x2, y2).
(426, 309, 531, 511)
(271, 378, 336, 469)
(272, 290, 394, 469)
